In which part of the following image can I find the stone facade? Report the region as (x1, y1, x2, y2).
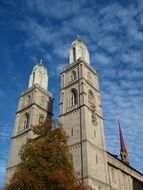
(4, 63, 52, 185)
(5, 38, 143, 189)
(60, 37, 143, 190)
(107, 152, 143, 190)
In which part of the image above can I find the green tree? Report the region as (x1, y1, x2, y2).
(5, 117, 85, 190)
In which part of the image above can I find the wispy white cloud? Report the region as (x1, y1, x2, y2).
(0, 2, 143, 186)
(16, 0, 143, 172)
(25, 0, 81, 20)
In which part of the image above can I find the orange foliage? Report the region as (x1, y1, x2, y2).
(5, 118, 87, 190)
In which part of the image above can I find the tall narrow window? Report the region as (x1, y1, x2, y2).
(39, 115, 45, 125)
(24, 113, 30, 129)
(25, 95, 31, 106)
(71, 89, 78, 106)
(32, 72, 35, 86)
(88, 90, 94, 103)
(41, 96, 47, 108)
(71, 71, 76, 81)
(71, 128, 73, 136)
(72, 71, 76, 80)
(96, 155, 99, 164)
(94, 130, 96, 137)
(73, 47, 76, 62)
(92, 108, 97, 125)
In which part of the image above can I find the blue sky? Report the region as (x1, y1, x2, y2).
(0, 0, 143, 187)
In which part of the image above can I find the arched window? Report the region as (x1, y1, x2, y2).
(92, 108, 97, 125)
(32, 72, 35, 86)
(23, 113, 30, 129)
(88, 90, 94, 103)
(71, 89, 78, 106)
(41, 96, 47, 108)
(39, 115, 45, 125)
(73, 47, 76, 62)
(72, 71, 76, 80)
(25, 95, 31, 106)
(71, 70, 76, 81)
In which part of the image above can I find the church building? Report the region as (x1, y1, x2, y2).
(5, 37, 143, 190)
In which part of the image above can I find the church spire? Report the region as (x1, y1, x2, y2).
(118, 120, 129, 165)
(69, 36, 90, 65)
(28, 60, 48, 90)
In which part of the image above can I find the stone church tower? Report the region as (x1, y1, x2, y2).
(5, 61, 52, 185)
(5, 38, 143, 190)
(59, 37, 109, 189)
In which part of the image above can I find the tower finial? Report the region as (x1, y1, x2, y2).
(40, 59, 43, 64)
(69, 36, 90, 65)
(28, 59, 48, 90)
(76, 35, 81, 41)
(118, 120, 129, 165)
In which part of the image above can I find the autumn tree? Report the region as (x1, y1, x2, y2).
(5, 117, 86, 190)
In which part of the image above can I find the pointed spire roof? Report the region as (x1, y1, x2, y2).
(119, 120, 127, 153)
(118, 120, 129, 165)
(69, 36, 90, 65)
(28, 59, 48, 90)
